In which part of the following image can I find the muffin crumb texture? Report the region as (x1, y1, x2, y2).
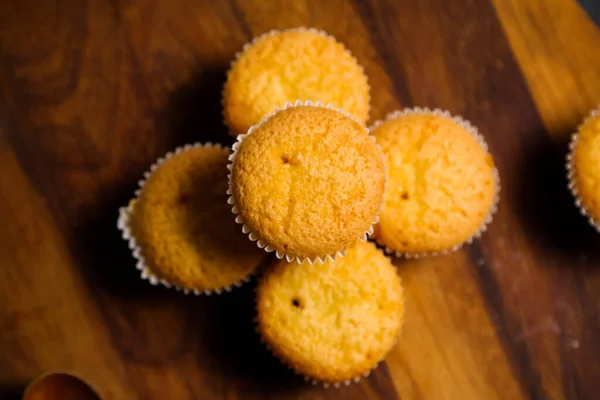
(572, 113, 600, 222)
(256, 241, 404, 383)
(224, 29, 370, 135)
(231, 106, 386, 261)
(373, 114, 496, 254)
(130, 146, 266, 291)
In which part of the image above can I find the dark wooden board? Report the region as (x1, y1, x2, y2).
(1, 0, 599, 398)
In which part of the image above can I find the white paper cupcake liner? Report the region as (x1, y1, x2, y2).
(370, 107, 501, 259)
(227, 99, 386, 264)
(253, 260, 404, 388)
(116, 142, 255, 295)
(566, 105, 600, 231)
(222, 27, 371, 136)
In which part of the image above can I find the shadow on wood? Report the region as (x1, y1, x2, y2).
(0, 384, 24, 400)
(190, 279, 306, 396)
(156, 65, 234, 149)
(513, 129, 600, 265)
(75, 64, 234, 299)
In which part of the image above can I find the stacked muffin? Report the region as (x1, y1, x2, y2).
(118, 28, 500, 386)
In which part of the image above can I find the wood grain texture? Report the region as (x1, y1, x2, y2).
(495, 0, 600, 142)
(0, 0, 599, 399)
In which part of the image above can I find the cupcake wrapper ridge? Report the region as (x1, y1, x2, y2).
(253, 270, 404, 388)
(370, 107, 501, 258)
(227, 99, 386, 264)
(117, 142, 255, 295)
(222, 27, 371, 136)
(566, 105, 600, 232)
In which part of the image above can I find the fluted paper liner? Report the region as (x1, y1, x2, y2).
(567, 105, 600, 232)
(117, 142, 254, 295)
(370, 107, 501, 258)
(222, 27, 371, 136)
(253, 258, 405, 388)
(227, 99, 387, 264)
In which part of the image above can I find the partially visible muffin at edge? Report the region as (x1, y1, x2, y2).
(256, 241, 404, 384)
(229, 105, 386, 263)
(568, 107, 600, 228)
(223, 28, 370, 136)
(372, 111, 497, 255)
(129, 145, 267, 291)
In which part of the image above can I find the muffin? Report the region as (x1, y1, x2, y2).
(228, 101, 386, 263)
(256, 241, 404, 387)
(371, 108, 499, 257)
(223, 28, 370, 136)
(117, 143, 267, 294)
(567, 106, 600, 230)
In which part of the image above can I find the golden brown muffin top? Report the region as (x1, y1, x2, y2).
(223, 29, 370, 136)
(256, 241, 404, 383)
(230, 105, 386, 262)
(131, 145, 266, 291)
(372, 112, 497, 254)
(571, 110, 600, 223)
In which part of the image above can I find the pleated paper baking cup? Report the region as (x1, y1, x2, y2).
(253, 263, 405, 388)
(117, 142, 255, 295)
(567, 105, 600, 231)
(227, 99, 386, 264)
(370, 107, 501, 259)
(222, 27, 371, 137)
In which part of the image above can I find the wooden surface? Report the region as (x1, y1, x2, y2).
(1, 0, 599, 399)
